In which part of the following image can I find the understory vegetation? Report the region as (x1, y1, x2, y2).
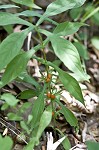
(0, 0, 99, 150)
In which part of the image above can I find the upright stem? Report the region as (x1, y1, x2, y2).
(36, 27, 49, 74)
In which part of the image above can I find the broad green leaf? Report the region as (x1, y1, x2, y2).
(1, 103, 9, 110)
(1, 50, 34, 87)
(19, 72, 41, 89)
(11, 0, 41, 9)
(17, 10, 41, 17)
(50, 36, 87, 81)
(19, 89, 39, 99)
(35, 106, 52, 144)
(0, 4, 19, 9)
(70, 7, 82, 20)
(7, 113, 22, 121)
(3, 25, 13, 34)
(16, 10, 58, 25)
(30, 85, 46, 129)
(0, 12, 32, 26)
(38, 28, 52, 37)
(59, 70, 85, 105)
(73, 42, 89, 59)
(0, 28, 32, 72)
(53, 22, 85, 36)
(0, 134, 13, 150)
(37, 0, 86, 25)
(48, 62, 85, 105)
(86, 141, 99, 150)
(91, 36, 99, 50)
(1, 93, 19, 106)
(57, 101, 78, 127)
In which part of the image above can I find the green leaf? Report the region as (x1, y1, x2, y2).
(59, 70, 85, 105)
(7, 113, 22, 121)
(1, 103, 9, 110)
(62, 136, 71, 150)
(1, 93, 19, 106)
(3, 25, 13, 34)
(91, 36, 99, 50)
(24, 138, 36, 150)
(20, 121, 30, 134)
(86, 141, 99, 150)
(17, 10, 41, 17)
(11, 0, 41, 9)
(53, 22, 85, 36)
(70, 7, 82, 20)
(92, 12, 99, 25)
(37, 0, 86, 25)
(19, 102, 31, 114)
(0, 28, 31, 72)
(57, 101, 78, 127)
(16, 10, 58, 25)
(24, 106, 52, 150)
(1, 50, 34, 87)
(50, 36, 87, 80)
(0, 12, 32, 26)
(48, 62, 85, 105)
(19, 72, 41, 89)
(35, 106, 52, 145)
(0, 134, 13, 150)
(57, 131, 71, 150)
(0, 4, 19, 9)
(73, 42, 89, 59)
(30, 85, 46, 129)
(19, 89, 39, 99)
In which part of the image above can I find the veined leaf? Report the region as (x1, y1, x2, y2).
(35, 106, 52, 145)
(37, 0, 86, 25)
(57, 101, 78, 127)
(73, 42, 89, 60)
(25, 107, 51, 149)
(0, 4, 19, 9)
(16, 10, 58, 25)
(0, 12, 32, 26)
(7, 113, 22, 121)
(50, 36, 87, 80)
(0, 27, 32, 72)
(53, 22, 85, 36)
(0, 134, 13, 150)
(19, 72, 41, 89)
(11, 0, 41, 9)
(1, 50, 34, 87)
(1, 93, 19, 106)
(3, 25, 13, 34)
(30, 85, 46, 129)
(19, 89, 39, 99)
(48, 62, 85, 105)
(70, 7, 82, 20)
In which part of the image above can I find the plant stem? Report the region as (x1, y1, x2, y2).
(81, 6, 99, 22)
(35, 27, 49, 74)
(51, 101, 56, 127)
